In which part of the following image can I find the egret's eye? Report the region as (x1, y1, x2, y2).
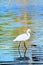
(29, 31, 30, 33)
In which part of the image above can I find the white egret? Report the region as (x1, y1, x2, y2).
(13, 29, 31, 57)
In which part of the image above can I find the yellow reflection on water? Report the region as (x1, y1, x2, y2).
(21, 21, 34, 24)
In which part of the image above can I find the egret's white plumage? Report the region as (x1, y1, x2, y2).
(13, 29, 31, 42)
(13, 29, 31, 57)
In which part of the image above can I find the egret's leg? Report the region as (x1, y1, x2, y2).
(24, 42, 27, 57)
(18, 42, 21, 57)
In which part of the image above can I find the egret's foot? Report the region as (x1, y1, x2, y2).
(16, 57, 30, 60)
(24, 56, 30, 60)
(16, 57, 23, 60)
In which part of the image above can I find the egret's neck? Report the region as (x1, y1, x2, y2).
(26, 31, 30, 36)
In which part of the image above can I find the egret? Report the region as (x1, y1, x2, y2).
(13, 29, 31, 57)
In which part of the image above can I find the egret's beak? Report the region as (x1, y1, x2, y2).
(32, 31, 36, 33)
(32, 31, 36, 34)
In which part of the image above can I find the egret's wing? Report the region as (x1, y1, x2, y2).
(14, 33, 27, 41)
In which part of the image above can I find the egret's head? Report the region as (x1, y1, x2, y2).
(27, 29, 31, 33)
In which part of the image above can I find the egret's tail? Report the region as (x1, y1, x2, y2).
(13, 39, 16, 41)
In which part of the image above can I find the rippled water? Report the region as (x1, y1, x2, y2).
(0, 0, 43, 62)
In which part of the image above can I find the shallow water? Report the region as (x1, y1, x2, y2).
(0, 0, 43, 62)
